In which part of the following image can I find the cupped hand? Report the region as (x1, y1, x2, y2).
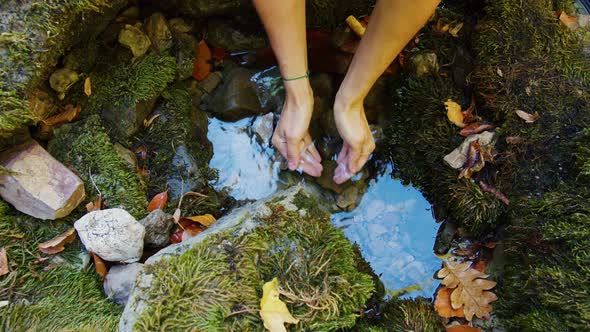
(333, 100, 375, 184)
(271, 82, 323, 177)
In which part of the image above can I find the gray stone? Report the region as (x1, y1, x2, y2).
(102, 97, 157, 142)
(119, 184, 325, 331)
(74, 208, 145, 263)
(118, 24, 151, 58)
(251, 112, 274, 147)
(206, 18, 267, 52)
(210, 67, 267, 121)
(144, 13, 172, 52)
(49, 68, 79, 97)
(113, 143, 138, 169)
(104, 263, 144, 305)
(166, 145, 205, 200)
(138, 209, 174, 247)
(443, 131, 497, 169)
(0, 140, 85, 220)
(198, 71, 223, 94)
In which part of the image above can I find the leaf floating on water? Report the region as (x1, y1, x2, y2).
(193, 40, 212, 81)
(435, 287, 465, 318)
(479, 181, 510, 205)
(84, 77, 92, 96)
(38, 228, 77, 255)
(515, 110, 539, 123)
(445, 100, 466, 128)
(0, 247, 9, 276)
(446, 326, 483, 332)
(449, 22, 464, 37)
(437, 262, 497, 321)
(459, 122, 495, 137)
(91, 252, 107, 280)
(147, 191, 168, 212)
(184, 213, 216, 227)
(260, 278, 300, 332)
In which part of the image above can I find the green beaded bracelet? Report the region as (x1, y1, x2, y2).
(282, 71, 310, 81)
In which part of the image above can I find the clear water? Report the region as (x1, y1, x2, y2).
(207, 116, 440, 298)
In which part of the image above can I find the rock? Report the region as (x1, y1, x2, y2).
(49, 68, 79, 99)
(336, 185, 362, 211)
(144, 13, 172, 52)
(210, 67, 268, 121)
(411, 52, 439, 77)
(251, 112, 274, 146)
(168, 18, 192, 33)
(443, 131, 497, 169)
(63, 42, 99, 72)
(138, 209, 174, 247)
(166, 145, 205, 200)
(102, 97, 157, 142)
(118, 24, 151, 58)
(74, 208, 145, 263)
(309, 73, 337, 136)
(104, 263, 144, 305)
(0, 140, 85, 220)
(250, 66, 284, 111)
(364, 77, 390, 124)
(198, 71, 223, 94)
(113, 143, 138, 169)
(206, 18, 267, 52)
(141, 0, 250, 18)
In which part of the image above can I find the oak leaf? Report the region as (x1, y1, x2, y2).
(434, 287, 465, 318)
(184, 213, 216, 227)
(260, 278, 299, 332)
(38, 228, 77, 254)
(437, 262, 497, 321)
(193, 40, 212, 81)
(147, 191, 168, 212)
(0, 247, 9, 276)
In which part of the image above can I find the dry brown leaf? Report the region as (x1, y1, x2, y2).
(449, 22, 464, 37)
(143, 113, 161, 128)
(147, 191, 168, 212)
(172, 208, 181, 224)
(40, 104, 81, 132)
(84, 77, 92, 96)
(434, 287, 465, 318)
(506, 136, 525, 145)
(559, 11, 579, 31)
(91, 252, 107, 280)
(446, 326, 483, 332)
(193, 40, 212, 81)
(433, 18, 450, 34)
(496, 68, 503, 77)
(0, 247, 9, 276)
(515, 110, 539, 123)
(184, 213, 216, 227)
(437, 262, 497, 321)
(459, 123, 495, 137)
(38, 228, 77, 255)
(85, 194, 102, 212)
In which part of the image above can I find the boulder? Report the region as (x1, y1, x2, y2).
(104, 263, 144, 305)
(144, 13, 172, 52)
(206, 18, 267, 52)
(119, 24, 151, 58)
(198, 71, 223, 94)
(0, 140, 85, 220)
(210, 67, 267, 121)
(138, 209, 174, 247)
(102, 97, 157, 142)
(74, 208, 145, 263)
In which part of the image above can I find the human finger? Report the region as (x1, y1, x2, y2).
(349, 141, 375, 174)
(271, 134, 288, 161)
(286, 137, 304, 170)
(336, 144, 349, 165)
(333, 161, 353, 184)
(298, 158, 323, 177)
(303, 134, 322, 163)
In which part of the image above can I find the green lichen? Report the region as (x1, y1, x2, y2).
(134, 191, 374, 331)
(48, 114, 148, 219)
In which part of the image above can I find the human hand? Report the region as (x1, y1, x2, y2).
(333, 98, 375, 184)
(271, 81, 323, 177)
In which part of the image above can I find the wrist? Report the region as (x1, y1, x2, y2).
(284, 79, 313, 110)
(334, 90, 364, 114)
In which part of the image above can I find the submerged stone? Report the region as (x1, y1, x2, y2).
(119, 24, 152, 58)
(210, 67, 268, 121)
(0, 140, 85, 220)
(74, 208, 145, 263)
(104, 263, 144, 306)
(119, 184, 374, 331)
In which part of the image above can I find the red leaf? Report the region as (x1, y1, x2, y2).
(147, 191, 168, 212)
(38, 228, 77, 255)
(193, 40, 212, 81)
(446, 326, 483, 332)
(211, 47, 230, 61)
(181, 223, 204, 241)
(169, 230, 183, 244)
(460, 123, 495, 137)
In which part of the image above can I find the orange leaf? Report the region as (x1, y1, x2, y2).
(38, 228, 77, 255)
(39, 104, 81, 132)
(459, 123, 495, 137)
(446, 326, 483, 332)
(91, 252, 108, 280)
(84, 77, 92, 96)
(181, 223, 204, 241)
(559, 11, 579, 31)
(0, 247, 9, 276)
(473, 261, 487, 273)
(435, 287, 465, 318)
(193, 40, 212, 81)
(85, 194, 102, 212)
(184, 214, 216, 227)
(147, 191, 168, 212)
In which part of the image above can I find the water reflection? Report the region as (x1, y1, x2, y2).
(332, 167, 440, 298)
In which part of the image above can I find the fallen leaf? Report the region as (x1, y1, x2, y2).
(169, 230, 183, 244)
(462, 98, 478, 124)
(345, 15, 366, 37)
(38, 228, 77, 255)
(193, 40, 212, 81)
(136, 166, 148, 177)
(479, 181, 510, 205)
(506, 136, 525, 145)
(211, 47, 230, 61)
(85, 194, 102, 212)
(172, 208, 181, 224)
(433, 18, 450, 34)
(459, 141, 485, 179)
(473, 261, 487, 273)
(135, 146, 147, 160)
(515, 110, 539, 123)
(39, 104, 81, 132)
(260, 278, 299, 332)
(496, 68, 503, 77)
(184, 214, 216, 227)
(147, 191, 168, 212)
(449, 22, 464, 37)
(0, 247, 9, 276)
(84, 77, 92, 96)
(460, 123, 495, 137)
(446, 326, 483, 332)
(559, 11, 579, 31)
(437, 262, 497, 321)
(181, 222, 204, 241)
(90, 252, 107, 280)
(143, 113, 161, 128)
(435, 287, 465, 318)
(445, 100, 467, 128)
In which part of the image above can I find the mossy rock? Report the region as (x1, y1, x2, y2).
(120, 184, 374, 331)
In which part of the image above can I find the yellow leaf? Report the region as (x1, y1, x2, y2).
(184, 213, 216, 227)
(345, 15, 366, 37)
(449, 22, 464, 37)
(444, 100, 466, 128)
(84, 77, 92, 96)
(260, 278, 299, 332)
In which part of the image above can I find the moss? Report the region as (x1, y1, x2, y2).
(134, 191, 374, 331)
(47, 114, 148, 219)
(353, 298, 444, 332)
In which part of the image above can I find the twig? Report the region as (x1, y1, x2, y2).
(225, 308, 259, 317)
